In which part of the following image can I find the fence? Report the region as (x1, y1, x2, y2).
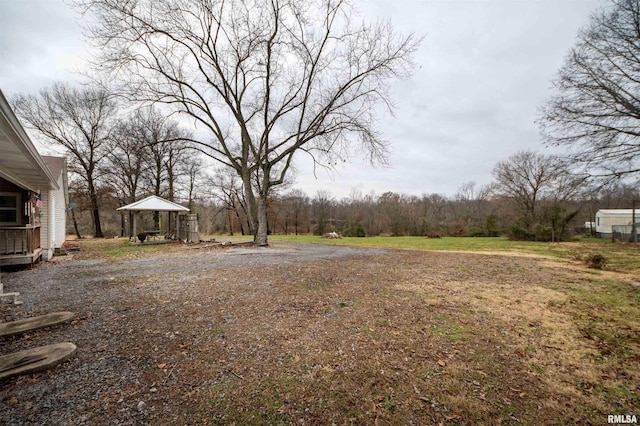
(611, 224, 639, 242)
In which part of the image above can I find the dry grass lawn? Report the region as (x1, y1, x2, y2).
(2, 240, 639, 425)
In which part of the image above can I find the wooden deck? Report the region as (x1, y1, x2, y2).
(0, 226, 42, 266)
(0, 248, 42, 266)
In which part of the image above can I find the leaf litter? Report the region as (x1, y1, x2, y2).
(0, 242, 637, 425)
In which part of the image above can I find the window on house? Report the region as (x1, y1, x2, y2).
(0, 193, 21, 225)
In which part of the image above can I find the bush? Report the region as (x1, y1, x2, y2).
(508, 223, 534, 241)
(532, 223, 553, 242)
(585, 253, 608, 270)
(485, 215, 500, 237)
(341, 223, 366, 237)
(467, 227, 487, 237)
(509, 222, 555, 242)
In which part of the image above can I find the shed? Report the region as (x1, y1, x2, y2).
(595, 209, 640, 238)
(117, 195, 190, 242)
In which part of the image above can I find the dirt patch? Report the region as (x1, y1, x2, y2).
(0, 243, 637, 425)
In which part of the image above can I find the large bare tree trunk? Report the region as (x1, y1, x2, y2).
(255, 195, 269, 246)
(241, 168, 257, 236)
(71, 208, 82, 239)
(88, 179, 103, 238)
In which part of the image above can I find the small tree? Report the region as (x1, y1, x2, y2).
(492, 151, 585, 240)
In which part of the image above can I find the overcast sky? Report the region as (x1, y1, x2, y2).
(0, 0, 603, 199)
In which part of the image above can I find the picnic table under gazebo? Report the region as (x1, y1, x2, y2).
(117, 195, 191, 243)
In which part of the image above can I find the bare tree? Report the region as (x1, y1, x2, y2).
(312, 190, 334, 236)
(108, 116, 148, 205)
(204, 169, 252, 235)
(277, 189, 309, 235)
(131, 108, 192, 201)
(77, 0, 420, 245)
(492, 151, 585, 240)
(452, 181, 493, 236)
(539, 0, 640, 179)
(378, 191, 406, 236)
(12, 83, 117, 237)
(182, 157, 204, 212)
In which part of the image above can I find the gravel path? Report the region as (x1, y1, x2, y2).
(0, 243, 386, 425)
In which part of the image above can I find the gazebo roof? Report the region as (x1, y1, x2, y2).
(117, 195, 190, 212)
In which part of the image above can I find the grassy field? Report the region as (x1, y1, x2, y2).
(75, 234, 640, 274)
(55, 236, 640, 424)
(268, 235, 640, 274)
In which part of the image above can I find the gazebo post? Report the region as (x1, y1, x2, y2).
(176, 212, 180, 241)
(132, 213, 138, 242)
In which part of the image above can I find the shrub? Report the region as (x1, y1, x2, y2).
(585, 253, 608, 270)
(467, 227, 487, 237)
(485, 215, 500, 237)
(509, 222, 556, 241)
(508, 223, 534, 241)
(341, 223, 366, 237)
(532, 223, 553, 242)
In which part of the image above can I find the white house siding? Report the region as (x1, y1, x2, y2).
(40, 190, 54, 261)
(53, 175, 66, 249)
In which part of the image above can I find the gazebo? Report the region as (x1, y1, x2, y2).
(117, 195, 190, 243)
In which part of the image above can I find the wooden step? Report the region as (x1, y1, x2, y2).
(0, 312, 74, 337)
(0, 292, 22, 305)
(0, 342, 77, 381)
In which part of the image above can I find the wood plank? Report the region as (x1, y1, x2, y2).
(0, 343, 77, 381)
(0, 312, 75, 337)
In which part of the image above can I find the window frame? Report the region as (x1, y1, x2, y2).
(0, 192, 22, 226)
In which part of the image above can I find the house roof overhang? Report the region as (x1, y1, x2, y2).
(0, 89, 58, 192)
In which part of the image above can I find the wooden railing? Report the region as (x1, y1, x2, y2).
(0, 225, 41, 256)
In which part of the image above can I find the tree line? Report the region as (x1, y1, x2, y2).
(56, 146, 637, 242)
(11, 85, 638, 241)
(194, 152, 636, 241)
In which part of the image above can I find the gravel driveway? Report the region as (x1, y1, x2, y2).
(0, 243, 385, 425)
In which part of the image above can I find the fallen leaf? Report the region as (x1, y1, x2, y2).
(438, 360, 446, 367)
(519, 392, 527, 398)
